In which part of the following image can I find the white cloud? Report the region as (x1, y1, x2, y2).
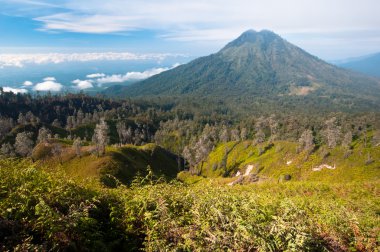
(25, 1, 379, 36)
(72, 79, 94, 89)
(2, 87, 28, 94)
(34, 78, 63, 91)
(43, 76, 56, 81)
(96, 65, 179, 85)
(23, 81, 33, 86)
(12, 0, 378, 60)
(0, 52, 184, 68)
(86, 73, 106, 78)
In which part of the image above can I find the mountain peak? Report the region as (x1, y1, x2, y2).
(223, 29, 280, 49)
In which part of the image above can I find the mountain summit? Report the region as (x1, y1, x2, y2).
(105, 30, 380, 111)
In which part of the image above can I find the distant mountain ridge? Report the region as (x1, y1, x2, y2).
(105, 30, 380, 111)
(337, 52, 380, 77)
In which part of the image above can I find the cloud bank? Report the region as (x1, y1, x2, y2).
(2, 87, 28, 94)
(96, 67, 172, 85)
(0, 52, 184, 68)
(71, 64, 180, 89)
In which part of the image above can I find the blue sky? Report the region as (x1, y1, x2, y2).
(0, 0, 380, 60)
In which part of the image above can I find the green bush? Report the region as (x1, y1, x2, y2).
(0, 159, 379, 251)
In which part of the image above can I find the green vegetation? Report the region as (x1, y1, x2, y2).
(197, 139, 380, 183)
(0, 159, 379, 251)
(32, 142, 180, 187)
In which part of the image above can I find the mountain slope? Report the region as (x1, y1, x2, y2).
(105, 30, 380, 111)
(338, 52, 380, 77)
(33, 142, 181, 186)
(189, 139, 380, 183)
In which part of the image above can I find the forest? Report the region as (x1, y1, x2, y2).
(0, 90, 379, 251)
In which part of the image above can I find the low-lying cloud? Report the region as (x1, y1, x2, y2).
(96, 65, 180, 85)
(72, 79, 94, 90)
(0, 52, 185, 68)
(86, 73, 106, 78)
(2, 87, 28, 94)
(34, 78, 63, 92)
(23, 81, 33, 86)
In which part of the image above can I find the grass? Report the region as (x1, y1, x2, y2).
(198, 139, 380, 183)
(34, 142, 180, 187)
(0, 158, 379, 251)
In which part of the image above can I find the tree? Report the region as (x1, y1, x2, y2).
(1, 143, 15, 157)
(240, 128, 248, 141)
(254, 117, 266, 144)
(15, 132, 34, 157)
(323, 117, 341, 149)
(268, 114, 279, 142)
(219, 125, 229, 143)
(254, 129, 265, 144)
(116, 121, 127, 145)
(342, 131, 353, 149)
(182, 146, 195, 170)
(230, 129, 240, 142)
(37, 127, 51, 143)
(17, 113, 26, 125)
(92, 119, 109, 156)
(52, 143, 63, 164)
(298, 129, 314, 151)
(66, 116, 75, 137)
(372, 130, 380, 147)
(73, 137, 82, 158)
(0, 118, 14, 141)
(52, 119, 61, 128)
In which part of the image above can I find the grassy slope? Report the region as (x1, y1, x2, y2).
(0, 159, 379, 251)
(197, 138, 380, 182)
(34, 142, 180, 186)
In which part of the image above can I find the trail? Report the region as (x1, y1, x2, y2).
(312, 164, 336, 171)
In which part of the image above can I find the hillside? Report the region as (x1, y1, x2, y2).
(32, 141, 181, 186)
(185, 137, 380, 184)
(105, 30, 380, 112)
(1, 159, 379, 251)
(338, 52, 380, 77)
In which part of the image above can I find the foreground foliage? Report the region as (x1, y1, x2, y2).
(0, 159, 379, 251)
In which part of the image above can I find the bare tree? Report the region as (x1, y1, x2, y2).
(17, 113, 26, 125)
(342, 131, 353, 149)
(298, 129, 314, 151)
(0, 118, 14, 141)
(372, 130, 380, 147)
(1, 143, 15, 157)
(219, 125, 229, 143)
(254, 117, 266, 144)
(231, 129, 240, 142)
(66, 116, 75, 137)
(52, 143, 63, 164)
(37, 127, 51, 144)
(51, 119, 61, 128)
(73, 137, 82, 158)
(268, 114, 279, 143)
(323, 117, 341, 149)
(92, 119, 109, 156)
(116, 121, 127, 145)
(254, 129, 265, 144)
(240, 127, 248, 141)
(15, 132, 34, 157)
